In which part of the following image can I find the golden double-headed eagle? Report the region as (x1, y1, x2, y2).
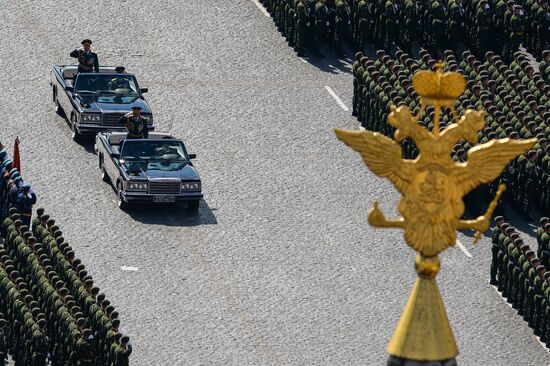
(336, 64, 535, 258)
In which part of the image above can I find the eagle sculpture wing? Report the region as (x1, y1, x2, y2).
(335, 129, 412, 194)
(454, 138, 536, 195)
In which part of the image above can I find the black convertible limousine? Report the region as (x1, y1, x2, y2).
(49, 65, 154, 141)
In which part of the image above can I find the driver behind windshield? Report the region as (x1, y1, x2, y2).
(119, 106, 149, 139)
(109, 66, 131, 90)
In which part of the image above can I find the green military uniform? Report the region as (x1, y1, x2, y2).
(335, 0, 351, 56)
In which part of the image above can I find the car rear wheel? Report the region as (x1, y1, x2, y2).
(188, 200, 200, 211)
(71, 115, 82, 142)
(117, 182, 127, 210)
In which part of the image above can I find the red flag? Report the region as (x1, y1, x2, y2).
(13, 137, 21, 173)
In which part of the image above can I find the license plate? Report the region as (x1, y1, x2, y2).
(153, 195, 175, 203)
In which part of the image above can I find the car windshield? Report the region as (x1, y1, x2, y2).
(121, 140, 188, 162)
(75, 74, 140, 103)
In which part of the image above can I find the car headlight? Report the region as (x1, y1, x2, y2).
(81, 114, 101, 122)
(127, 181, 148, 191)
(181, 181, 201, 191)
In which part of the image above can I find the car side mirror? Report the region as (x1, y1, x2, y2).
(189, 154, 197, 159)
(66, 86, 74, 93)
(140, 88, 148, 93)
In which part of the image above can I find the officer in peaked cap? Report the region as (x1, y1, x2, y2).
(70, 39, 100, 73)
(119, 106, 149, 139)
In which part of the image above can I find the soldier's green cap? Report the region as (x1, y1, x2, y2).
(544, 272, 550, 280)
(81, 39, 92, 45)
(121, 335, 130, 344)
(84, 279, 94, 287)
(355, 52, 363, 61)
(4, 265, 15, 273)
(46, 219, 55, 226)
(40, 214, 49, 221)
(91, 287, 100, 295)
(76, 318, 86, 327)
(22, 232, 31, 239)
(37, 318, 47, 327)
(82, 329, 92, 338)
(50, 225, 59, 232)
(0, 319, 6, 326)
(112, 319, 121, 327)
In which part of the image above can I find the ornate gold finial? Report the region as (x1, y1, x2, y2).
(335, 66, 535, 363)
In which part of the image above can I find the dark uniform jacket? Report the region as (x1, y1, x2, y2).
(118, 113, 149, 139)
(69, 48, 99, 73)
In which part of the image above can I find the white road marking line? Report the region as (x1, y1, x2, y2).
(299, 57, 308, 63)
(121, 266, 139, 271)
(490, 284, 549, 353)
(455, 239, 472, 258)
(250, 0, 271, 17)
(324, 86, 349, 111)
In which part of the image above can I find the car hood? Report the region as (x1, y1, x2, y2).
(82, 98, 150, 113)
(123, 161, 200, 180)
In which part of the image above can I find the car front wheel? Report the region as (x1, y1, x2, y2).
(117, 182, 127, 210)
(71, 115, 81, 142)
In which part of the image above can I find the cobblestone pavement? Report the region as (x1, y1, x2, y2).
(1, 1, 549, 365)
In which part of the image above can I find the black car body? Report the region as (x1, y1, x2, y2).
(49, 65, 154, 140)
(94, 132, 202, 210)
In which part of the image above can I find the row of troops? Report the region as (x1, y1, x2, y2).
(351, 48, 550, 220)
(491, 217, 550, 347)
(0, 207, 132, 365)
(260, 0, 550, 63)
(259, 0, 354, 56)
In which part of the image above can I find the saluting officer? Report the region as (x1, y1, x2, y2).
(119, 106, 149, 139)
(70, 39, 99, 73)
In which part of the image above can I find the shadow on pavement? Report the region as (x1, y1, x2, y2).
(124, 199, 218, 227)
(75, 139, 97, 154)
(301, 46, 353, 74)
